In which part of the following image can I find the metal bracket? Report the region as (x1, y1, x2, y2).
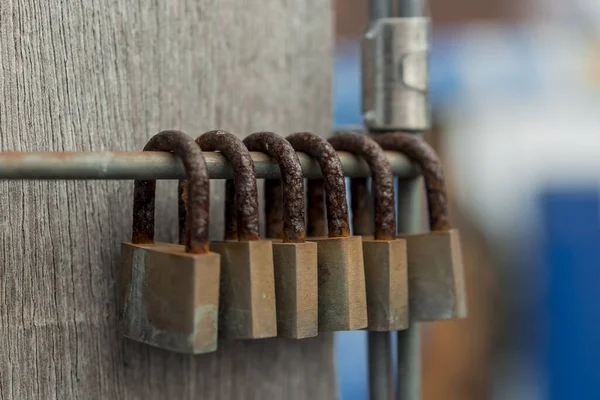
(361, 17, 431, 131)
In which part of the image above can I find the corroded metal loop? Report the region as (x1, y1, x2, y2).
(373, 132, 450, 231)
(350, 178, 372, 236)
(329, 133, 396, 240)
(306, 180, 327, 237)
(197, 130, 260, 241)
(243, 132, 306, 243)
(286, 132, 350, 238)
(132, 130, 210, 254)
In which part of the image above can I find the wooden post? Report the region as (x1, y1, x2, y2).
(0, 1, 335, 398)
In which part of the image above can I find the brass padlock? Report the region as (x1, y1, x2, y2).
(374, 132, 467, 320)
(244, 132, 318, 339)
(287, 132, 368, 332)
(329, 133, 409, 331)
(197, 130, 278, 338)
(120, 130, 220, 354)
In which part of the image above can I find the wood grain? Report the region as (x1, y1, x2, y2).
(0, 1, 335, 398)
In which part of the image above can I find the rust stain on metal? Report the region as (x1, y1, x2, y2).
(131, 130, 210, 254)
(329, 133, 395, 241)
(307, 180, 327, 237)
(374, 132, 450, 232)
(243, 132, 305, 243)
(197, 130, 260, 241)
(286, 132, 350, 238)
(350, 178, 372, 236)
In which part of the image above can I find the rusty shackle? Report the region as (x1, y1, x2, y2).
(243, 132, 306, 243)
(132, 130, 210, 254)
(373, 132, 450, 232)
(197, 130, 261, 241)
(328, 133, 396, 241)
(286, 132, 350, 238)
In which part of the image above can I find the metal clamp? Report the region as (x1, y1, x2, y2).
(362, 17, 430, 131)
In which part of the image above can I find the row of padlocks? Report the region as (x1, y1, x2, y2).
(119, 129, 467, 354)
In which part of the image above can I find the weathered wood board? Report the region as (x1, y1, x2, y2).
(0, 1, 335, 398)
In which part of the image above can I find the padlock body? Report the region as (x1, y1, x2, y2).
(308, 236, 368, 331)
(210, 240, 277, 339)
(272, 241, 318, 339)
(362, 237, 409, 331)
(119, 242, 220, 354)
(400, 229, 467, 321)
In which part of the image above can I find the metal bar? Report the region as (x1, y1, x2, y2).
(366, 0, 394, 398)
(369, 0, 393, 21)
(397, 322, 421, 400)
(0, 151, 417, 180)
(396, 0, 423, 17)
(396, 176, 423, 400)
(369, 332, 393, 400)
(393, 0, 425, 393)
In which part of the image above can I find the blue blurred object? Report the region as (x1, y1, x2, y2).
(539, 189, 600, 400)
(335, 331, 369, 400)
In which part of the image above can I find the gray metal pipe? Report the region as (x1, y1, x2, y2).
(395, 175, 424, 400)
(394, 0, 425, 396)
(396, 0, 423, 17)
(369, 332, 394, 400)
(0, 151, 417, 180)
(369, 0, 393, 20)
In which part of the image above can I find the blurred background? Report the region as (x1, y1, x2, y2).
(333, 1, 600, 399)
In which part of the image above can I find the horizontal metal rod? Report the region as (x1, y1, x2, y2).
(0, 151, 418, 180)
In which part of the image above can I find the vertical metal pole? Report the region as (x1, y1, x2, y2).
(395, 173, 423, 400)
(364, 0, 427, 397)
(365, 1, 395, 398)
(369, 332, 394, 400)
(396, 0, 423, 17)
(395, 0, 426, 396)
(370, 0, 393, 21)
(394, 0, 426, 392)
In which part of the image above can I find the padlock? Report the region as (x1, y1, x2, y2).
(196, 130, 278, 338)
(329, 133, 409, 331)
(244, 132, 318, 339)
(374, 132, 467, 320)
(119, 130, 220, 354)
(286, 132, 368, 332)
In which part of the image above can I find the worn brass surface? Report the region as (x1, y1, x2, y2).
(362, 237, 409, 331)
(399, 229, 467, 320)
(271, 241, 318, 338)
(120, 242, 220, 354)
(308, 236, 368, 331)
(210, 240, 277, 339)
